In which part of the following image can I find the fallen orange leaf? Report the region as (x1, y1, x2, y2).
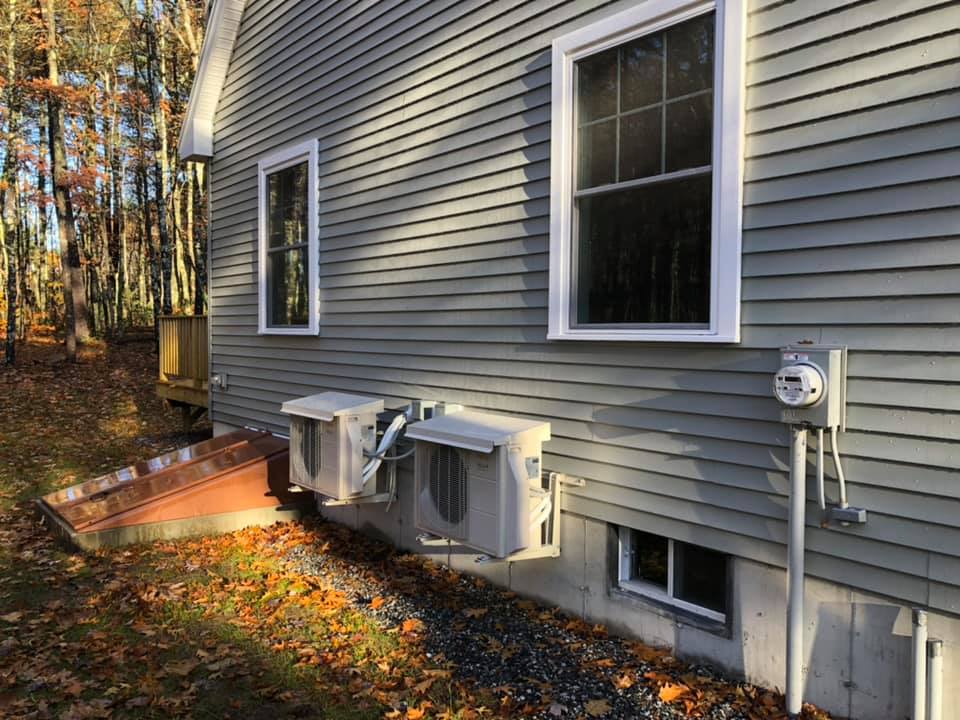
(659, 682, 689, 703)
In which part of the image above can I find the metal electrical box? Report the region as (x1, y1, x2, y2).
(776, 345, 847, 430)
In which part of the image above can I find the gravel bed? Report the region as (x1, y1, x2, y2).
(279, 520, 757, 720)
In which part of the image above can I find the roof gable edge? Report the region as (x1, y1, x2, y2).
(178, 0, 247, 162)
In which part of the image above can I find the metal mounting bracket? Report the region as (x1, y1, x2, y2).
(322, 492, 395, 507)
(416, 533, 456, 547)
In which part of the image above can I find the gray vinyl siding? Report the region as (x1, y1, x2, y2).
(207, 0, 960, 613)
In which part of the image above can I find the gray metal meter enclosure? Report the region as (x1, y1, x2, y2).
(776, 346, 847, 430)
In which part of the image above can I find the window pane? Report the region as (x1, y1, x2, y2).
(666, 13, 714, 99)
(620, 33, 663, 111)
(267, 161, 308, 248)
(268, 173, 283, 246)
(630, 530, 668, 589)
(578, 119, 617, 189)
(576, 48, 618, 123)
(674, 542, 727, 614)
(576, 174, 712, 325)
(619, 108, 662, 181)
(269, 247, 308, 327)
(665, 94, 712, 172)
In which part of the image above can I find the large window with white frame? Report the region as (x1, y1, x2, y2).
(549, 0, 744, 342)
(257, 140, 319, 335)
(618, 526, 729, 623)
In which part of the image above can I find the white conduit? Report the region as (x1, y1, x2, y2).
(928, 638, 944, 720)
(913, 609, 927, 720)
(816, 428, 826, 511)
(830, 426, 848, 509)
(786, 426, 808, 717)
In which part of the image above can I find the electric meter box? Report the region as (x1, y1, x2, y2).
(776, 345, 847, 430)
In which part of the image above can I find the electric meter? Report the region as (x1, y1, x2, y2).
(774, 364, 826, 408)
(775, 346, 847, 429)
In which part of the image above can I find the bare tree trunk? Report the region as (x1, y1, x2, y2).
(2, 0, 19, 363)
(41, 0, 89, 360)
(37, 109, 48, 316)
(142, 3, 173, 317)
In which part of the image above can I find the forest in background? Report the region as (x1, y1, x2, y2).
(0, 0, 208, 363)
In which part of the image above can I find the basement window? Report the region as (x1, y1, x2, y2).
(618, 527, 728, 622)
(257, 140, 319, 335)
(548, 0, 745, 342)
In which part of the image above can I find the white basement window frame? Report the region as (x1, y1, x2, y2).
(618, 527, 728, 623)
(257, 139, 319, 335)
(548, 0, 745, 342)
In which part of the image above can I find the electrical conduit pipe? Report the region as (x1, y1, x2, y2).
(928, 638, 943, 720)
(787, 426, 808, 717)
(913, 609, 928, 720)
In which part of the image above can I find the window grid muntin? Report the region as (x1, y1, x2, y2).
(264, 161, 310, 329)
(570, 12, 716, 330)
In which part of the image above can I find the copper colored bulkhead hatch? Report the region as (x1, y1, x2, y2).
(36, 430, 308, 550)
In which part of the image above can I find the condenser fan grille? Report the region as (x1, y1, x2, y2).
(428, 445, 467, 526)
(290, 416, 322, 487)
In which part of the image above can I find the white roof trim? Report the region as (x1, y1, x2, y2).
(178, 0, 247, 161)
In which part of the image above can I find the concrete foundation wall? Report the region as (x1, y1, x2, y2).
(329, 484, 959, 720)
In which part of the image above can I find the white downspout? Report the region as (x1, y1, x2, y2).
(927, 638, 943, 720)
(913, 609, 928, 720)
(786, 426, 808, 717)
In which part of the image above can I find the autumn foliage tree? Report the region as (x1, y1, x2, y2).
(0, 0, 207, 363)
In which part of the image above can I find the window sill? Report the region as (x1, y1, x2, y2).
(547, 329, 739, 343)
(612, 582, 729, 637)
(257, 327, 318, 336)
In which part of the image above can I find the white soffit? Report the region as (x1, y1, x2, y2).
(178, 0, 247, 161)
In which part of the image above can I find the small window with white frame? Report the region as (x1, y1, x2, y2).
(618, 526, 728, 622)
(257, 140, 319, 335)
(549, 0, 745, 342)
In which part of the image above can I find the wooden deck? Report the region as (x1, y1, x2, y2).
(156, 316, 209, 414)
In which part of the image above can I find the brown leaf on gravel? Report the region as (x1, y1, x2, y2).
(584, 698, 612, 716)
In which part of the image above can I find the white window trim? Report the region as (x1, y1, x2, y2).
(257, 139, 319, 335)
(548, 0, 745, 343)
(618, 528, 727, 623)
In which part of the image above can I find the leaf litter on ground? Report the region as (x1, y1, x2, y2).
(0, 337, 832, 720)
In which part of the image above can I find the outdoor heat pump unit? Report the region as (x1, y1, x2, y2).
(406, 410, 552, 559)
(281, 392, 383, 500)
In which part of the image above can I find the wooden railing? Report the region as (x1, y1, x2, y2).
(158, 315, 208, 384)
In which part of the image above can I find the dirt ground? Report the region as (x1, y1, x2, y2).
(0, 337, 829, 720)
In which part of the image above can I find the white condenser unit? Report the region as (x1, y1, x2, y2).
(281, 392, 383, 499)
(406, 410, 551, 558)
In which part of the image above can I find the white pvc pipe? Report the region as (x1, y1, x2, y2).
(830, 426, 848, 509)
(928, 639, 943, 720)
(816, 428, 825, 511)
(787, 426, 808, 717)
(913, 609, 928, 720)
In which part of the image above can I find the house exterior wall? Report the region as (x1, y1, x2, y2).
(206, 0, 960, 714)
